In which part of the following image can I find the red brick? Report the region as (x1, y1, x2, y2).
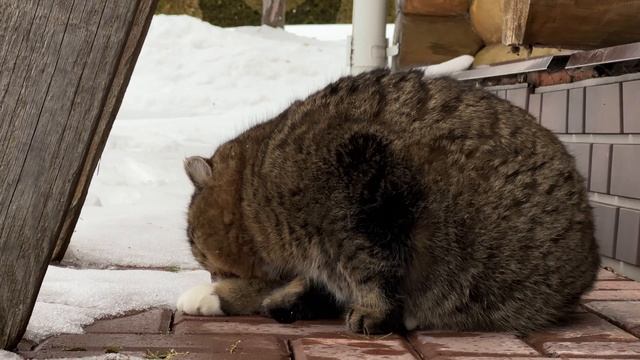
(409, 332, 539, 357)
(36, 333, 288, 358)
(597, 269, 627, 280)
(291, 337, 416, 360)
(582, 290, 640, 301)
(174, 315, 349, 338)
(543, 341, 640, 357)
(527, 312, 636, 344)
(436, 358, 555, 360)
(25, 349, 284, 359)
(593, 281, 640, 291)
(584, 301, 640, 336)
(85, 309, 172, 334)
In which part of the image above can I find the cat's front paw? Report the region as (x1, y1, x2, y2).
(346, 308, 402, 335)
(176, 283, 225, 316)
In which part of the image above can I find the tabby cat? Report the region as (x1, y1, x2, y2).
(177, 69, 600, 334)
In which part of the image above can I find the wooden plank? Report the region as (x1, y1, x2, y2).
(0, 0, 157, 350)
(501, 0, 530, 47)
(52, 0, 158, 261)
(262, 0, 285, 28)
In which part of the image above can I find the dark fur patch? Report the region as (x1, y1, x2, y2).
(335, 132, 423, 256)
(267, 283, 344, 323)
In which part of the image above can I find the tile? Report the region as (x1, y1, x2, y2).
(85, 309, 172, 334)
(610, 145, 640, 199)
(586, 83, 622, 133)
(528, 93, 542, 121)
(541, 90, 568, 133)
(409, 332, 539, 357)
(568, 87, 585, 133)
(506, 87, 528, 110)
(597, 268, 627, 280)
(543, 341, 640, 357)
(564, 142, 591, 186)
(291, 337, 416, 360)
(615, 208, 640, 265)
(174, 316, 348, 338)
(584, 301, 640, 333)
(582, 290, 640, 301)
(593, 280, 640, 290)
(589, 144, 612, 193)
(527, 312, 636, 342)
(37, 334, 288, 358)
(591, 203, 619, 258)
(623, 80, 640, 133)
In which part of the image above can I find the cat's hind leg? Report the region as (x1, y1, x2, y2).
(262, 277, 344, 323)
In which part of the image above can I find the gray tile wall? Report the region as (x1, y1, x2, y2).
(623, 80, 640, 133)
(486, 76, 640, 265)
(585, 83, 621, 133)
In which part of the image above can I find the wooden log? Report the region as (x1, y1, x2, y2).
(394, 13, 483, 69)
(473, 43, 570, 67)
(501, 0, 530, 47)
(51, 0, 158, 262)
(0, 0, 157, 350)
(471, 0, 640, 49)
(262, 0, 285, 28)
(401, 0, 469, 16)
(469, 0, 503, 44)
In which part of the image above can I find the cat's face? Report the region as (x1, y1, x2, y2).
(184, 152, 263, 279)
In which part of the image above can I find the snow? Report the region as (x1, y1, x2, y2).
(26, 267, 209, 342)
(22, 14, 473, 345)
(63, 15, 348, 270)
(420, 55, 474, 78)
(0, 350, 23, 360)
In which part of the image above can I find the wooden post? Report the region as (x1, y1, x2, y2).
(502, 0, 530, 47)
(262, 0, 286, 28)
(0, 0, 157, 350)
(50, 0, 158, 262)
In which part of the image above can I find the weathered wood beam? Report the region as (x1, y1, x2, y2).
(0, 0, 157, 350)
(262, 0, 286, 28)
(51, 0, 158, 262)
(502, 0, 531, 47)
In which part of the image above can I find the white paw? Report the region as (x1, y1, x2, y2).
(176, 283, 225, 316)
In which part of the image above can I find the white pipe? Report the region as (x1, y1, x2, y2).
(350, 0, 387, 75)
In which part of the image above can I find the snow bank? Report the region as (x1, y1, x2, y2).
(25, 267, 209, 342)
(64, 15, 348, 269)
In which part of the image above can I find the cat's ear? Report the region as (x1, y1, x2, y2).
(184, 156, 212, 188)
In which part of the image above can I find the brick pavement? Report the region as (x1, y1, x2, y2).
(18, 269, 640, 359)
